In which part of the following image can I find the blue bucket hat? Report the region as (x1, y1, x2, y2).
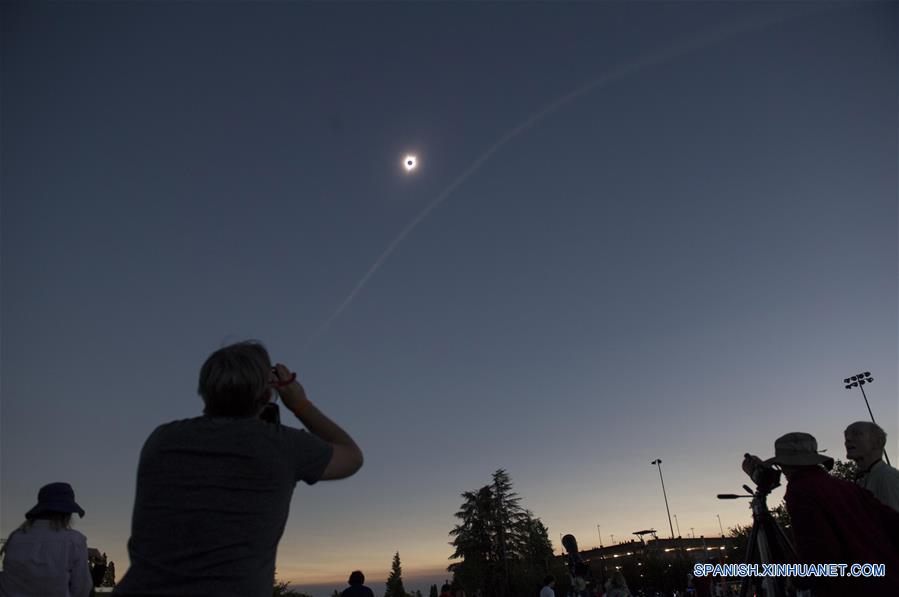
(25, 482, 85, 519)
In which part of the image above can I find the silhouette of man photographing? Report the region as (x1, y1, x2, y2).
(114, 340, 364, 596)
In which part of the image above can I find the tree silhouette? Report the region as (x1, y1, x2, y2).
(384, 551, 407, 597)
(273, 572, 312, 597)
(830, 458, 858, 482)
(102, 560, 116, 587)
(449, 469, 554, 597)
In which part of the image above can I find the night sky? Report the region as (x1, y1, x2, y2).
(2, 2, 896, 595)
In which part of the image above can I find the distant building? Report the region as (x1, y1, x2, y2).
(556, 535, 733, 578)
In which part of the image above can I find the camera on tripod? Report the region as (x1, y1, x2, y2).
(742, 454, 781, 494)
(718, 454, 797, 597)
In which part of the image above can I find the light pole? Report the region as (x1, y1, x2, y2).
(651, 459, 676, 540)
(844, 371, 891, 465)
(673, 514, 682, 537)
(690, 527, 695, 539)
(716, 514, 724, 537)
(597, 524, 602, 547)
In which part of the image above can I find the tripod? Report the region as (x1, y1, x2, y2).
(718, 483, 797, 597)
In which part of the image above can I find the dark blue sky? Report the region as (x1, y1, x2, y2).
(2, 2, 896, 594)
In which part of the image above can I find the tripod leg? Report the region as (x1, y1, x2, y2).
(758, 514, 790, 597)
(740, 523, 760, 597)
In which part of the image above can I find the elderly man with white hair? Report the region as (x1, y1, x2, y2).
(845, 421, 899, 512)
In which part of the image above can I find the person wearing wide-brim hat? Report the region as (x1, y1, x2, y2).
(0, 482, 93, 597)
(764, 432, 899, 597)
(763, 431, 835, 471)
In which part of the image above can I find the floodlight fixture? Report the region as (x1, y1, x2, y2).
(650, 459, 675, 540)
(843, 370, 890, 465)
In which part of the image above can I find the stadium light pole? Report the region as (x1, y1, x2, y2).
(651, 459, 675, 540)
(843, 371, 891, 465)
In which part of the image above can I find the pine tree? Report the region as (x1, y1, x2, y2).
(384, 551, 407, 597)
(449, 486, 494, 594)
(516, 512, 555, 595)
(489, 469, 530, 597)
(449, 469, 550, 597)
(522, 513, 553, 573)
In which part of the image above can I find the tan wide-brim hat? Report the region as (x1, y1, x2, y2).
(763, 432, 834, 470)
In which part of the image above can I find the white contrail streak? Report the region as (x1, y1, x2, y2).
(303, 7, 832, 350)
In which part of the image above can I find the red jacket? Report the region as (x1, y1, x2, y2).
(785, 466, 899, 596)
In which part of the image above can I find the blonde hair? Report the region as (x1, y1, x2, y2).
(1, 514, 73, 555)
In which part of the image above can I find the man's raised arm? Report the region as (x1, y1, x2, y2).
(273, 363, 364, 480)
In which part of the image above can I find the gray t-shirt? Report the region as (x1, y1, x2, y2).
(858, 459, 899, 513)
(114, 416, 333, 597)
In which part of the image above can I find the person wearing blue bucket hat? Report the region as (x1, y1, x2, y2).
(0, 482, 92, 597)
(25, 482, 87, 520)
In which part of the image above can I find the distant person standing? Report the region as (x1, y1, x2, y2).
(845, 421, 899, 512)
(341, 570, 375, 597)
(114, 340, 364, 597)
(692, 566, 712, 597)
(604, 570, 631, 597)
(540, 575, 556, 597)
(0, 482, 92, 597)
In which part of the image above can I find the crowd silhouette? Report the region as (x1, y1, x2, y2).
(2, 341, 898, 597)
